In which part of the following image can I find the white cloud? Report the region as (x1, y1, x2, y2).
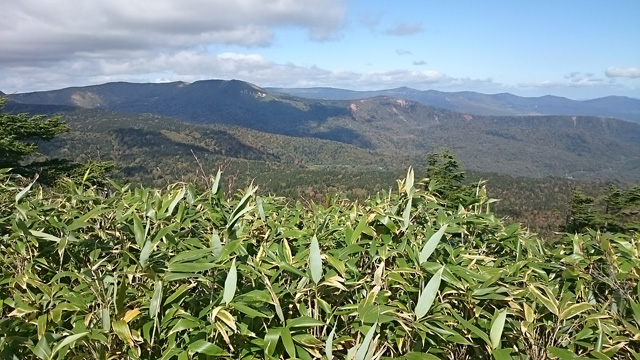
(0, 49, 499, 93)
(384, 22, 423, 36)
(519, 72, 603, 89)
(605, 67, 640, 78)
(0, 0, 346, 66)
(564, 72, 603, 85)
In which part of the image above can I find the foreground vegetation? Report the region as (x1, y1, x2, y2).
(1, 168, 639, 359)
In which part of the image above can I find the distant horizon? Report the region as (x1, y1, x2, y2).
(4, 78, 640, 102)
(1, 1, 638, 99)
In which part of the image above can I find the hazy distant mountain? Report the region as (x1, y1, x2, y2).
(7, 79, 640, 181)
(266, 86, 640, 124)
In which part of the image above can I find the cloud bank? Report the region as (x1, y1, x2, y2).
(605, 67, 640, 79)
(0, 0, 346, 65)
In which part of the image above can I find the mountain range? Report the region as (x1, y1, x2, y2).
(267, 86, 640, 124)
(4, 79, 640, 182)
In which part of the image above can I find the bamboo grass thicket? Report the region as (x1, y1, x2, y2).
(0, 169, 638, 359)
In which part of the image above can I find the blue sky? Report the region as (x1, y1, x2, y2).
(1, 0, 639, 99)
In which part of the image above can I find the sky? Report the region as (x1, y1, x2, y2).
(1, 0, 639, 99)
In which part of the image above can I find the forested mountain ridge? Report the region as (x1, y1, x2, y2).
(7, 79, 640, 182)
(267, 86, 640, 123)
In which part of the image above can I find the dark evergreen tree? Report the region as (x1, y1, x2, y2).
(565, 188, 597, 233)
(424, 148, 476, 207)
(0, 98, 69, 169)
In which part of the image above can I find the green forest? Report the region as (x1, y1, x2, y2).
(1, 102, 640, 359)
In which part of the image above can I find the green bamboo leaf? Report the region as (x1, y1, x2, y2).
(263, 275, 285, 323)
(310, 235, 323, 284)
(139, 240, 153, 267)
(188, 339, 226, 356)
(15, 174, 38, 203)
(232, 303, 269, 318)
(68, 206, 106, 231)
(492, 348, 514, 360)
(559, 303, 592, 321)
(112, 320, 134, 345)
(281, 327, 296, 358)
(30, 335, 51, 360)
(167, 262, 216, 273)
(591, 352, 612, 360)
(223, 260, 237, 305)
(326, 323, 337, 360)
(264, 327, 280, 357)
(166, 187, 186, 216)
(548, 347, 592, 360)
(351, 216, 373, 244)
(293, 333, 324, 346)
(101, 307, 110, 332)
(211, 168, 222, 195)
(31, 230, 61, 243)
(402, 353, 440, 360)
(419, 224, 448, 264)
(150, 280, 163, 318)
(404, 167, 414, 193)
(168, 248, 213, 264)
(51, 332, 89, 357)
(631, 300, 640, 325)
(211, 231, 222, 257)
(451, 311, 491, 347)
(287, 316, 325, 328)
(37, 314, 47, 339)
(490, 309, 508, 349)
(595, 320, 603, 352)
(227, 185, 257, 229)
(529, 285, 559, 316)
(355, 323, 377, 360)
(414, 266, 444, 320)
(133, 214, 145, 247)
(256, 195, 265, 221)
(152, 223, 176, 243)
(402, 197, 412, 231)
(168, 318, 200, 336)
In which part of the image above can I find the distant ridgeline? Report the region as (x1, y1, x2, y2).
(5, 79, 640, 182)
